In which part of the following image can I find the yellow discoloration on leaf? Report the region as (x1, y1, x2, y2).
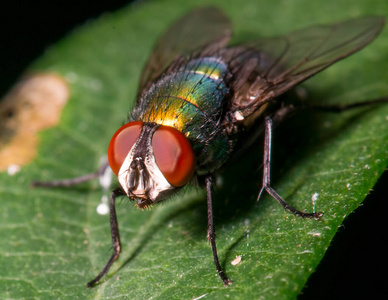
(0, 73, 69, 171)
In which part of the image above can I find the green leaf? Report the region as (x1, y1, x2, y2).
(1, 0, 388, 299)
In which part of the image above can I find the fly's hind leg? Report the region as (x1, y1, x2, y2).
(258, 116, 323, 220)
(302, 96, 388, 113)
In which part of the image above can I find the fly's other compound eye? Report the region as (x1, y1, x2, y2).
(152, 125, 195, 187)
(108, 121, 143, 175)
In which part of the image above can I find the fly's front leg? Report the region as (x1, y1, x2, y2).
(32, 159, 110, 187)
(87, 188, 124, 287)
(258, 116, 322, 220)
(205, 176, 232, 286)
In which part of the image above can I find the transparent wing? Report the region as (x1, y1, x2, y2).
(138, 6, 232, 93)
(227, 16, 385, 120)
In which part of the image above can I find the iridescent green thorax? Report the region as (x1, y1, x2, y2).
(131, 57, 236, 174)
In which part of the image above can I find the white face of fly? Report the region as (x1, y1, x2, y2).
(117, 123, 176, 208)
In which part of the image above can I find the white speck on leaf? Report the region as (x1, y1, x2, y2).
(311, 193, 319, 211)
(231, 255, 242, 266)
(308, 230, 322, 237)
(192, 294, 208, 300)
(99, 163, 112, 190)
(97, 198, 109, 215)
(7, 164, 21, 175)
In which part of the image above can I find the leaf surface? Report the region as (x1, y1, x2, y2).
(1, 0, 387, 299)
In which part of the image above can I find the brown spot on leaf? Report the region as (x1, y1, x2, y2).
(0, 73, 69, 171)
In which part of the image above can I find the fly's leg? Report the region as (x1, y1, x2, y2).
(258, 116, 322, 219)
(302, 96, 388, 112)
(257, 96, 388, 216)
(87, 188, 124, 287)
(205, 176, 232, 286)
(32, 159, 110, 187)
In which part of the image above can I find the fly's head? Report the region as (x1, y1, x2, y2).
(108, 121, 195, 209)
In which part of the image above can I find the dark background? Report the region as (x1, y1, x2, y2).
(1, 1, 387, 298)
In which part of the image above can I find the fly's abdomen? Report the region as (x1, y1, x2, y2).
(133, 57, 235, 173)
(138, 57, 229, 127)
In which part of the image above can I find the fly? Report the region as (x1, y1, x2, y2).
(32, 7, 386, 286)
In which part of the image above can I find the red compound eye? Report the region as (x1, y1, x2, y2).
(152, 125, 195, 187)
(108, 121, 143, 175)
